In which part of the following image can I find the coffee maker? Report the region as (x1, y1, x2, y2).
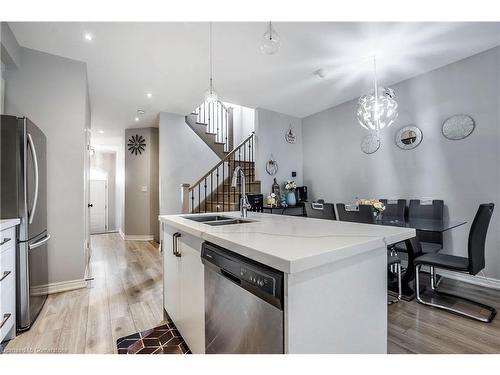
(296, 186, 308, 203)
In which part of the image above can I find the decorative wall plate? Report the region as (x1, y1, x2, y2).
(128, 134, 146, 155)
(265, 158, 279, 175)
(395, 125, 422, 150)
(442, 114, 475, 140)
(285, 126, 296, 144)
(360, 134, 380, 154)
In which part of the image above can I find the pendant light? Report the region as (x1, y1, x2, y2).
(205, 22, 218, 103)
(260, 21, 281, 55)
(356, 57, 398, 134)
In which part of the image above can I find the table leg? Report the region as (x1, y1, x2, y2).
(388, 237, 423, 301)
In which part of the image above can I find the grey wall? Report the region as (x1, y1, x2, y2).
(255, 108, 303, 195)
(302, 47, 500, 279)
(91, 151, 117, 230)
(5, 46, 89, 284)
(159, 112, 219, 215)
(1, 22, 21, 69)
(124, 127, 159, 240)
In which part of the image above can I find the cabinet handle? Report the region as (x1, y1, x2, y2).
(0, 237, 11, 246)
(0, 313, 11, 329)
(175, 233, 182, 258)
(172, 233, 181, 256)
(0, 271, 11, 282)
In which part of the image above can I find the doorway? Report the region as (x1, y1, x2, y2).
(90, 178, 107, 234)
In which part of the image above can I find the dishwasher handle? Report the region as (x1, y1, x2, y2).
(220, 269, 241, 285)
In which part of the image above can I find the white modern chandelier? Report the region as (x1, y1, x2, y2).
(260, 21, 281, 55)
(356, 57, 398, 133)
(205, 22, 218, 103)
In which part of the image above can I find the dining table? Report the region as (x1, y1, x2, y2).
(376, 217, 467, 300)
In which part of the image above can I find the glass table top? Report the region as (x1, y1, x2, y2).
(376, 218, 467, 232)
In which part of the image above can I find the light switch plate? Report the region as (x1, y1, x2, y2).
(141, 185, 148, 192)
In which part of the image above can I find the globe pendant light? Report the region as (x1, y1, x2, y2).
(205, 22, 218, 103)
(356, 57, 398, 134)
(260, 21, 281, 55)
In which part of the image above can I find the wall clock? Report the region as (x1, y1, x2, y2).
(128, 134, 146, 155)
(395, 125, 423, 150)
(360, 134, 380, 154)
(442, 114, 475, 140)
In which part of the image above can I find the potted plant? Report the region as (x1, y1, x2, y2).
(356, 198, 386, 220)
(284, 180, 297, 206)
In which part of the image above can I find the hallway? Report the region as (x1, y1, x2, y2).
(5, 234, 163, 354)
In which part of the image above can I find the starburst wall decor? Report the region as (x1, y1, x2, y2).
(128, 134, 146, 155)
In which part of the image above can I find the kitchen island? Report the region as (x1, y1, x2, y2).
(159, 212, 414, 354)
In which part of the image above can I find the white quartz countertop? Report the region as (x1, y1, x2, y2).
(1, 218, 20, 231)
(159, 212, 415, 274)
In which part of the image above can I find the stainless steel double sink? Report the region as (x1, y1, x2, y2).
(182, 215, 253, 226)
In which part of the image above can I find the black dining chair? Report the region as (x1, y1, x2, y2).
(336, 204, 374, 224)
(305, 202, 336, 220)
(245, 194, 264, 212)
(387, 255, 402, 305)
(395, 199, 444, 254)
(379, 199, 406, 220)
(414, 203, 496, 322)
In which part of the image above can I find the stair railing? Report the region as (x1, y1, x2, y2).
(181, 132, 255, 214)
(195, 100, 233, 152)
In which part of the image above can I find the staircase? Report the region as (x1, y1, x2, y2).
(185, 100, 233, 160)
(182, 100, 261, 214)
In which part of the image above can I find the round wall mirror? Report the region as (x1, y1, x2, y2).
(442, 114, 475, 140)
(360, 134, 380, 154)
(395, 125, 422, 150)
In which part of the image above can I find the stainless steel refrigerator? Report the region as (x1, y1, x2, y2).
(1, 115, 49, 331)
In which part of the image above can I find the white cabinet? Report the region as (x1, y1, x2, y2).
(162, 224, 205, 354)
(1, 226, 16, 344)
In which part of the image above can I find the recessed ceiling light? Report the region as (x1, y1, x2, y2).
(98, 130, 104, 134)
(146, 92, 153, 98)
(84, 33, 93, 41)
(135, 117, 139, 122)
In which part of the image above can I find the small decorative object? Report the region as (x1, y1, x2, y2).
(395, 125, 422, 150)
(442, 114, 475, 140)
(265, 156, 279, 176)
(356, 198, 386, 221)
(360, 133, 381, 154)
(285, 125, 296, 144)
(284, 180, 297, 206)
(127, 134, 146, 155)
(272, 178, 281, 204)
(280, 193, 288, 208)
(266, 193, 278, 207)
(357, 57, 398, 132)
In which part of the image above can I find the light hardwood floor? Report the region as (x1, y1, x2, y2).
(5, 233, 163, 354)
(5, 233, 500, 354)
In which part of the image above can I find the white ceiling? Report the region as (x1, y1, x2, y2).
(9, 22, 500, 140)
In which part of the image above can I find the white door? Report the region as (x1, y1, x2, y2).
(90, 179, 107, 234)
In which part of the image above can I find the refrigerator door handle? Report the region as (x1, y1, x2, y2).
(29, 235, 50, 250)
(27, 133, 39, 225)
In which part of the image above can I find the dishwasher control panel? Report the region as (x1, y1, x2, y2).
(239, 267, 276, 295)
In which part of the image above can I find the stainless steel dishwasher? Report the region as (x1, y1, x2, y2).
(201, 242, 284, 354)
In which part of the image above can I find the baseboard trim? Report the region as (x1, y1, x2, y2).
(437, 269, 500, 290)
(31, 279, 87, 296)
(122, 234, 154, 241)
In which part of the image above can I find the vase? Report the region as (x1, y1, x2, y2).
(373, 211, 383, 221)
(286, 191, 297, 206)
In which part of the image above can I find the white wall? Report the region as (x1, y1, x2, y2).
(159, 112, 219, 215)
(255, 108, 303, 195)
(227, 102, 255, 146)
(5, 46, 89, 284)
(302, 47, 500, 279)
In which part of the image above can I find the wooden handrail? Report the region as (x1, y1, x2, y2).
(188, 131, 255, 192)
